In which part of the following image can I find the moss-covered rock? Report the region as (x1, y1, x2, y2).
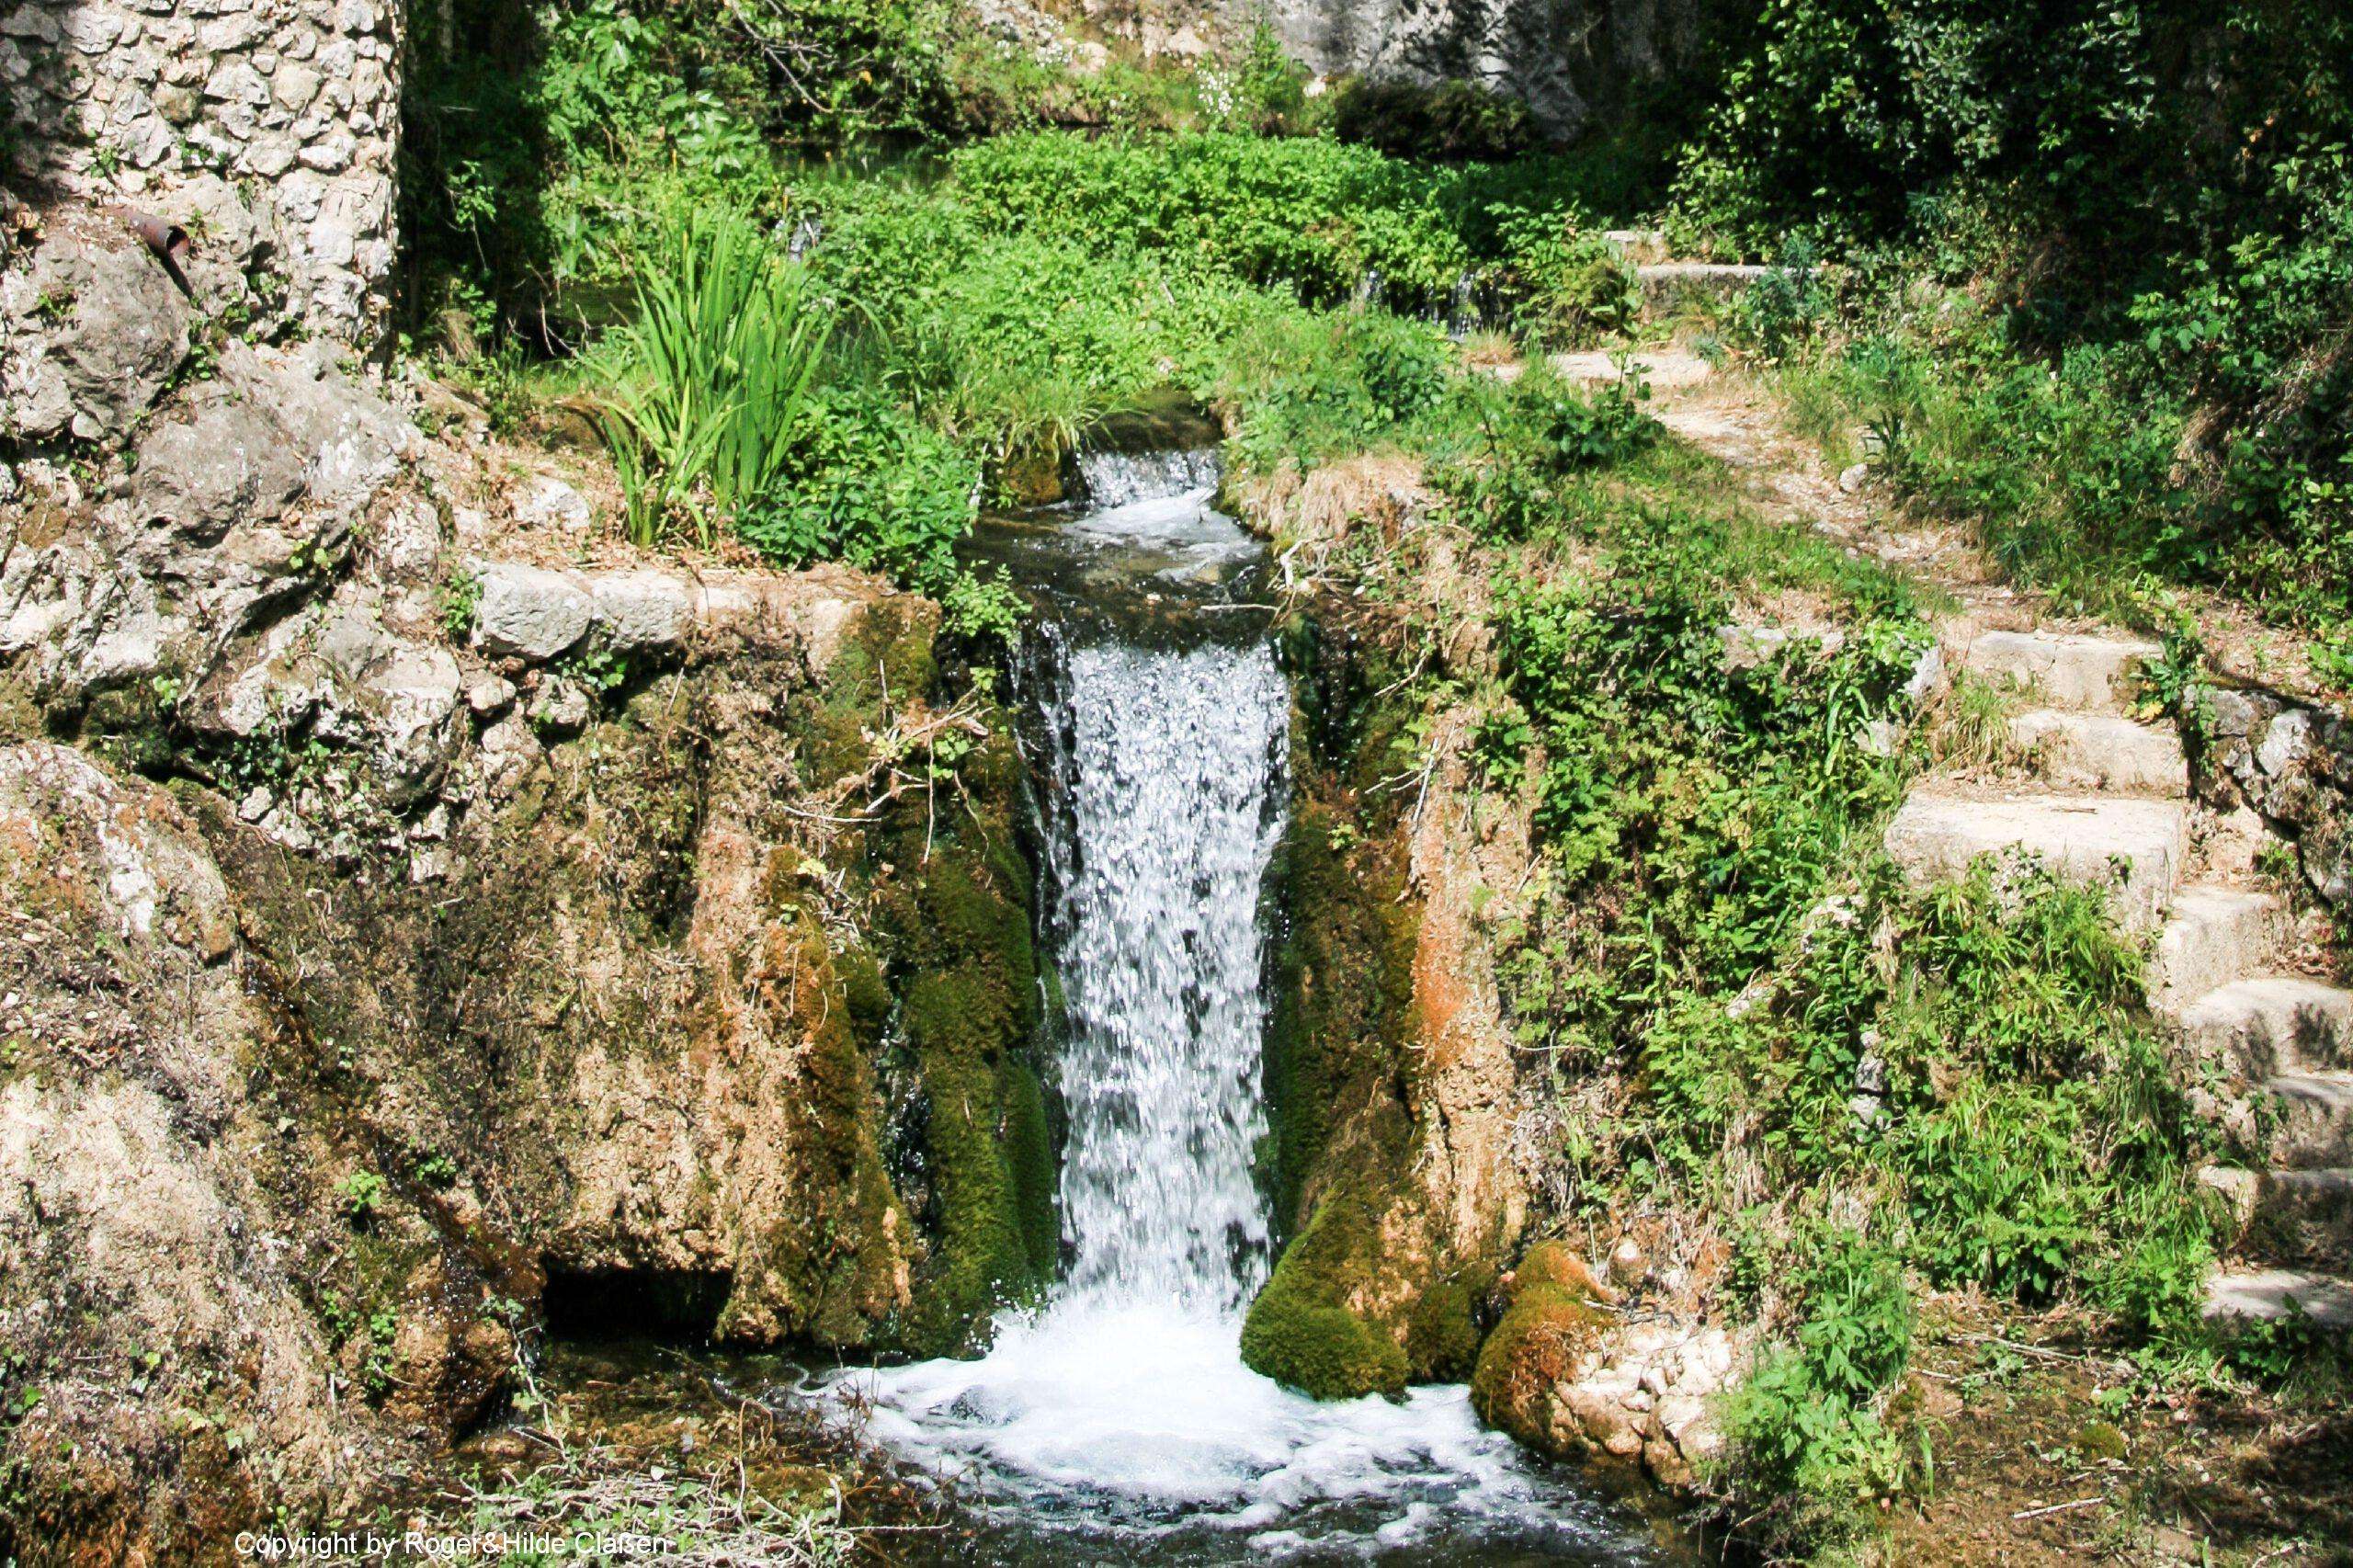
(1244, 625, 1532, 1403)
(1240, 1184, 1412, 1399)
(1469, 1241, 1609, 1445)
(824, 617, 1059, 1357)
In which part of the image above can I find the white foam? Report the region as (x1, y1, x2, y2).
(839, 1298, 1603, 1550)
(1076, 446, 1222, 509)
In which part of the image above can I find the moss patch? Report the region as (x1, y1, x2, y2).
(1469, 1241, 1608, 1449)
(1240, 1183, 1412, 1399)
(853, 683, 1058, 1356)
(1245, 628, 1527, 1400)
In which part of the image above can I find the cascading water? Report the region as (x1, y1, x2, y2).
(831, 452, 1655, 1562)
(1074, 445, 1222, 510)
(1032, 631, 1284, 1313)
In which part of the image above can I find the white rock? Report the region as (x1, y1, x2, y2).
(515, 475, 592, 534)
(472, 562, 591, 662)
(589, 570, 693, 653)
(1883, 790, 2187, 927)
(2007, 710, 2187, 796)
(527, 676, 590, 735)
(1960, 630, 2157, 713)
(2256, 709, 2313, 778)
(463, 674, 516, 716)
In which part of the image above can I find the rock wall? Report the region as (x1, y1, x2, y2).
(1, 0, 401, 343)
(2205, 685, 2353, 911)
(0, 206, 1058, 1556)
(1238, 620, 1534, 1401)
(1089, 0, 1707, 136)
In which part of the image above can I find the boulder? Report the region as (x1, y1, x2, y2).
(6, 235, 190, 443)
(128, 383, 309, 542)
(472, 561, 592, 662)
(590, 569, 695, 654)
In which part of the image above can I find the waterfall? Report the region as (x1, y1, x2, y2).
(1074, 445, 1221, 509)
(829, 482, 1650, 1561)
(1029, 629, 1285, 1313)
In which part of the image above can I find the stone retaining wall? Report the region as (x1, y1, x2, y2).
(1, 0, 401, 344)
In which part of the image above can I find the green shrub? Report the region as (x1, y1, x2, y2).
(1199, 300, 1451, 473)
(899, 234, 1180, 474)
(1491, 212, 1639, 347)
(1330, 75, 1534, 163)
(950, 131, 1474, 306)
(734, 387, 978, 590)
(1721, 1228, 1915, 1533)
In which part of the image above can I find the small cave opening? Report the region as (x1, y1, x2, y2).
(540, 1260, 733, 1342)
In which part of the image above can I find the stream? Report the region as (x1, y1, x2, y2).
(814, 449, 1668, 1562)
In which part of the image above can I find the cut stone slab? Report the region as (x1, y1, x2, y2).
(1637, 262, 1774, 301)
(1882, 791, 2187, 926)
(589, 570, 696, 653)
(2006, 710, 2185, 796)
(1551, 348, 1714, 392)
(2249, 1169, 2353, 1270)
(2151, 889, 2290, 1013)
(1603, 229, 1669, 264)
(2179, 977, 2353, 1078)
(2267, 1073, 2353, 1168)
(2204, 1267, 2353, 1329)
(1959, 630, 2159, 712)
(472, 561, 593, 663)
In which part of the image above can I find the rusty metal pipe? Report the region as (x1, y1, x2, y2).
(124, 210, 191, 269)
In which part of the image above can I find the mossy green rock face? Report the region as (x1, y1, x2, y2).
(1241, 1187, 1414, 1400)
(1469, 1242, 1608, 1447)
(821, 607, 1059, 1357)
(1242, 641, 1508, 1400)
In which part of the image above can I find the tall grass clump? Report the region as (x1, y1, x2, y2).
(599, 210, 835, 547)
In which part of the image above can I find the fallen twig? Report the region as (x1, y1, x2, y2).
(2011, 1497, 2103, 1522)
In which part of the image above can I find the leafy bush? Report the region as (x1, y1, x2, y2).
(897, 235, 1182, 476)
(1330, 75, 1534, 163)
(1490, 212, 1640, 347)
(1674, 0, 2353, 630)
(1199, 301, 1451, 472)
(734, 387, 978, 589)
(950, 131, 1475, 306)
(1722, 1230, 1915, 1539)
(1736, 237, 1830, 361)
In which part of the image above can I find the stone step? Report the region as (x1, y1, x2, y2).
(2252, 1170, 2353, 1269)
(1881, 790, 2187, 927)
(2178, 977, 2353, 1077)
(1637, 261, 1775, 301)
(2151, 890, 2291, 1013)
(2204, 1267, 2353, 1329)
(2006, 710, 2185, 796)
(1958, 630, 2159, 713)
(1550, 348, 1714, 392)
(1603, 229, 1670, 264)
(2267, 1072, 2353, 1168)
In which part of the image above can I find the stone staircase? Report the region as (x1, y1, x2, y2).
(1883, 627, 2353, 1329)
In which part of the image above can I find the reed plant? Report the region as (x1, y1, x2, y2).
(599, 210, 834, 547)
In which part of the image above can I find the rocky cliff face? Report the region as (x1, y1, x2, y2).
(1081, 0, 1707, 135)
(0, 213, 1053, 1561)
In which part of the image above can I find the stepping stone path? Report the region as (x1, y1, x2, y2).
(1883, 627, 2353, 1328)
(1558, 294, 2353, 1329)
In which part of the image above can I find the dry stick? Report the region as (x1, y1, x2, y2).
(1959, 1332, 2106, 1367)
(2012, 1497, 2104, 1522)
